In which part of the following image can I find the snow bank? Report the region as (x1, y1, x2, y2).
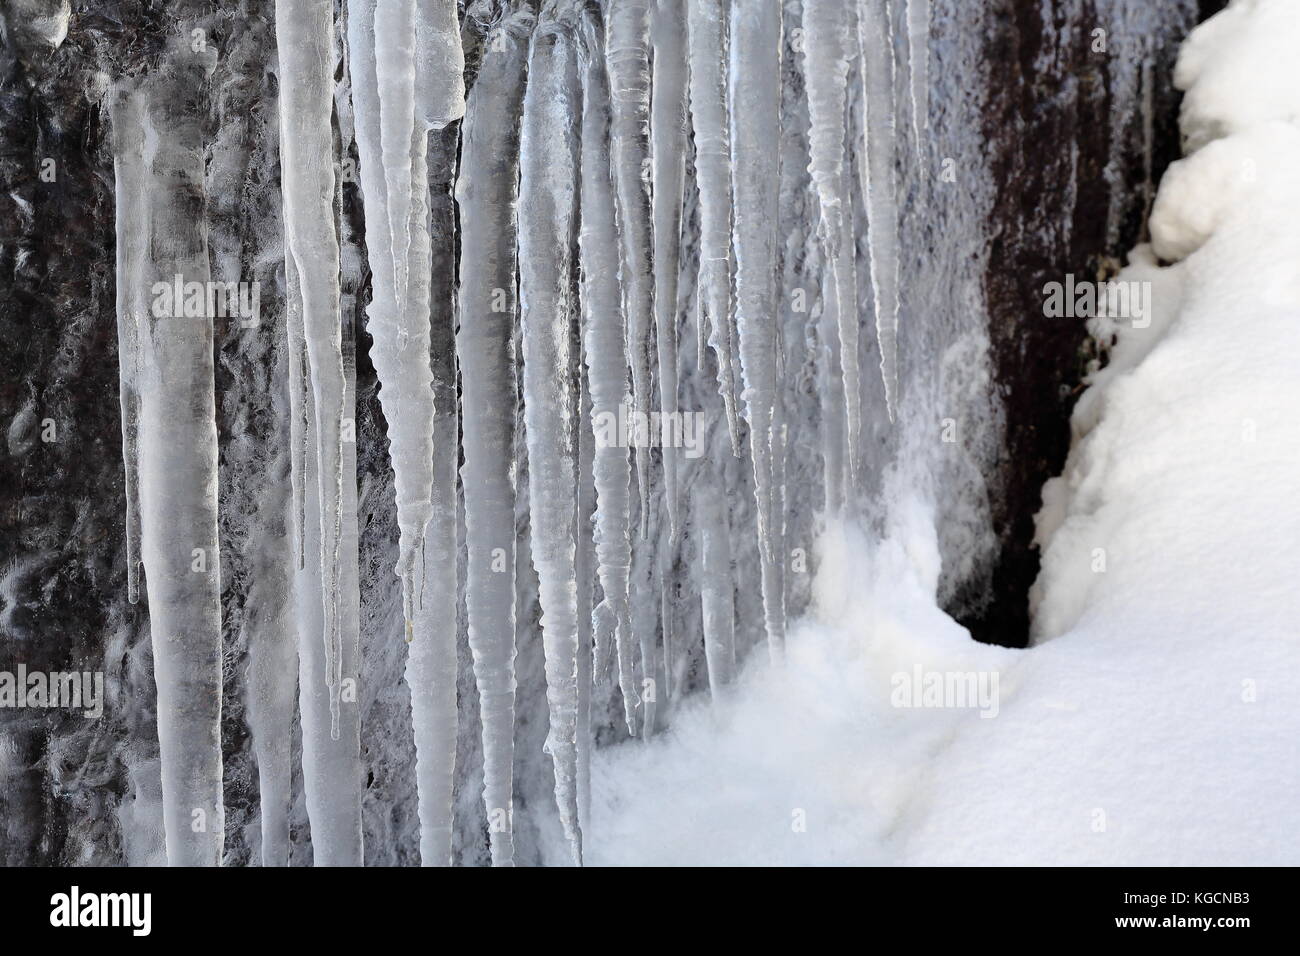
(588, 0, 1300, 866)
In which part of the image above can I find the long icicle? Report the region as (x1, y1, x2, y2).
(605, 0, 655, 534)
(858, 0, 901, 422)
(454, 5, 532, 866)
(651, 0, 688, 543)
(279, 0, 348, 734)
(519, 2, 584, 865)
(580, 7, 639, 736)
(686, 0, 742, 457)
(804, 0, 860, 489)
(729, 0, 785, 658)
(350, 0, 443, 642)
(112, 49, 225, 865)
(406, 141, 461, 869)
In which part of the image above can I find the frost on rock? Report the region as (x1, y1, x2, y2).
(111, 53, 224, 866)
(858, 0, 902, 423)
(579, 7, 639, 736)
(454, 8, 532, 866)
(605, 0, 656, 530)
(687, 0, 742, 457)
(519, 5, 584, 865)
(730, 0, 785, 660)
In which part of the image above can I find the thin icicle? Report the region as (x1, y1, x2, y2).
(284, 252, 309, 570)
(686, 0, 742, 456)
(575, 283, 596, 851)
(804, 0, 861, 491)
(729, 0, 784, 629)
(605, 0, 655, 532)
(374, 0, 417, 311)
(697, 465, 736, 694)
(906, 0, 928, 148)
(519, 7, 583, 865)
(580, 8, 639, 735)
(455, 8, 532, 866)
(279, 0, 348, 730)
(293, 363, 365, 865)
(651, 0, 688, 542)
(818, 264, 845, 513)
(858, 0, 901, 421)
(112, 88, 145, 606)
(350, 0, 439, 640)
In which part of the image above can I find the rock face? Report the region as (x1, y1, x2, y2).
(0, 0, 1212, 865)
(961, 0, 1209, 646)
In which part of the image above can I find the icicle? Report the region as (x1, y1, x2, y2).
(401, 116, 460, 867)
(111, 52, 225, 866)
(519, 7, 584, 865)
(284, 252, 309, 570)
(575, 272, 596, 852)
(454, 9, 531, 866)
(804, 0, 860, 491)
(111, 87, 145, 606)
(349, 0, 439, 641)
(279, 0, 348, 728)
(293, 368, 366, 865)
(651, 0, 688, 542)
(858, 0, 901, 422)
(687, 0, 742, 457)
(374, 0, 417, 311)
(415, 0, 466, 130)
(403, 0, 462, 857)
(697, 465, 736, 694)
(906, 0, 928, 148)
(605, 0, 655, 533)
(729, 0, 784, 625)
(580, 8, 639, 735)
(818, 264, 846, 513)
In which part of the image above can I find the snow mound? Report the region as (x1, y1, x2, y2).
(1175, 0, 1300, 153)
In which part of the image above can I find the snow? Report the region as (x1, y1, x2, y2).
(588, 0, 1300, 866)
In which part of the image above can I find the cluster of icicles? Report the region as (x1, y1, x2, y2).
(111, 0, 927, 866)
